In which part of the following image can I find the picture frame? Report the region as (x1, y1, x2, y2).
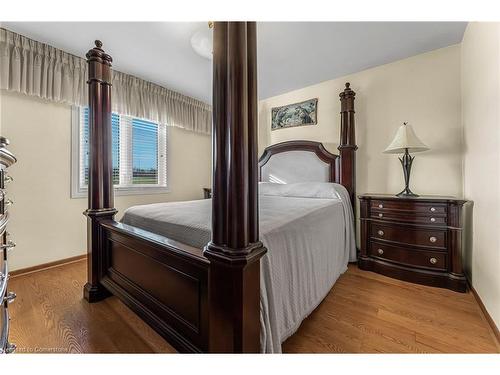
(271, 98, 318, 130)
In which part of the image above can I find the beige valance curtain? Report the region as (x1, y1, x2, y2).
(0, 28, 87, 106)
(112, 71, 211, 134)
(0, 28, 212, 134)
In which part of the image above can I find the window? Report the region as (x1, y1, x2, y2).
(71, 107, 168, 197)
(131, 118, 159, 185)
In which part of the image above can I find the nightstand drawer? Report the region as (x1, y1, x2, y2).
(369, 241, 447, 271)
(370, 210, 446, 226)
(370, 222, 446, 249)
(371, 200, 447, 214)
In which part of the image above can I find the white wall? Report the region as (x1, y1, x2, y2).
(0, 90, 212, 271)
(461, 22, 500, 329)
(259, 45, 463, 200)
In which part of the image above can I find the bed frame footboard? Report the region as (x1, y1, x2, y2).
(100, 221, 209, 352)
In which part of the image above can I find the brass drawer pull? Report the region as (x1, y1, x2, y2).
(378, 213, 383, 218)
(429, 236, 437, 243)
(4, 342, 16, 354)
(3, 291, 16, 304)
(0, 240, 16, 250)
(378, 204, 383, 209)
(377, 248, 384, 255)
(429, 257, 437, 265)
(430, 217, 436, 222)
(377, 230, 384, 236)
(430, 207, 436, 212)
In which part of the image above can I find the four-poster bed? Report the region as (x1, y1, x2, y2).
(83, 21, 357, 353)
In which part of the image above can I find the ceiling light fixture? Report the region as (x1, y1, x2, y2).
(190, 22, 213, 60)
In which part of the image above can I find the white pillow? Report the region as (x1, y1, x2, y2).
(258, 182, 288, 196)
(259, 182, 344, 200)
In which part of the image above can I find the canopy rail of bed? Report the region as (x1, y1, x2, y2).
(82, 21, 357, 353)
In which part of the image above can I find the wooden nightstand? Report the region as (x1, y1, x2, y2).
(358, 194, 469, 292)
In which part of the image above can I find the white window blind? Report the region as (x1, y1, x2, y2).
(72, 106, 168, 197)
(79, 108, 121, 186)
(131, 118, 159, 185)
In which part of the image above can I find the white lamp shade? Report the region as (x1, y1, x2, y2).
(384, 123, 430, 154)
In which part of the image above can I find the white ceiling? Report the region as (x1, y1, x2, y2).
(2, 22, 466, 103)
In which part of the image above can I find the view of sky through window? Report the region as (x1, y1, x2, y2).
(82, 108, 158, 185)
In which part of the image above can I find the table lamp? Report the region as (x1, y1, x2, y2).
(384, 122, 429, 197)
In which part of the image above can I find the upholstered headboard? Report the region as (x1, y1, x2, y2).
(259, 141, 338, 184)
(258, 83, 357, 206)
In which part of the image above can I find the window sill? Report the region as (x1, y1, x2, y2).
(71, 186, 170, 199)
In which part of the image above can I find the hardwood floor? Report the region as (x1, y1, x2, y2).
(9, 259, 175, 353)
(283, 266, 499, 353)
(8, 260, 499, 353)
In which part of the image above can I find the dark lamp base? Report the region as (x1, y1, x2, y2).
(396, 188, 419, 197)
(397, 148, 419, 198)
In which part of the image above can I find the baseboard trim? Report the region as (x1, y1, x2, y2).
(10, 254, 87, 278)
(467, 280, 500, 348)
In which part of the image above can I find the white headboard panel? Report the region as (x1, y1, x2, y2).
(258, 84, 357, 207)
(259, 141, 338, 184)
(260, 151, 330, 183)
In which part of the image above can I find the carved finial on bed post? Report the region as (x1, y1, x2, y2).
(203, 21, 267, 353)
(83, 41, 116, 303)
(338, 82, 357, 207)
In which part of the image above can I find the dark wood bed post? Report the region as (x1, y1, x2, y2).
(83, 41, 117, 302)
(338, 82, 357, 207)
(203, 21, 267, 353)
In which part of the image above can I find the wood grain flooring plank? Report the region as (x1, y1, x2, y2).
(7, 261, 498, 354)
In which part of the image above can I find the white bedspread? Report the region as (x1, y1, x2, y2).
(121, 186, 356, 353)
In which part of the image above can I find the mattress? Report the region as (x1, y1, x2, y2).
(121, 184, 356, 353)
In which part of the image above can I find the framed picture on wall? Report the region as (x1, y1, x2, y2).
(271, 98, 318, 130)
